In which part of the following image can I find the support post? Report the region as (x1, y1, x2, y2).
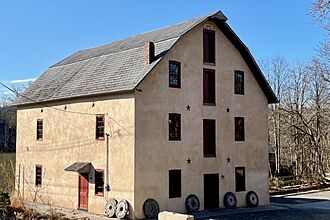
(18, 164, 21, 196)
(22, 165, 25, 199)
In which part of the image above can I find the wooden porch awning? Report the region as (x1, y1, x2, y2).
(64, 162, 92, 173)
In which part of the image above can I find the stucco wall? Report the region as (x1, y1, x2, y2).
(134, 20, 269, 218)
(16, 19, 270, 220)
(16, 93, 135, 217)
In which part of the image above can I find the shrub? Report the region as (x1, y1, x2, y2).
(0, 191, 10, 207)
(0, 190, 15, 220)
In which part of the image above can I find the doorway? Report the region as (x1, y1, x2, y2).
(78, 173, 89, 210)
(204, 173, 219, 210)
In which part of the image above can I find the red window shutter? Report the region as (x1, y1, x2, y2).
(203, 120, 209, 155)
(203, 119, 216, 157)
(209, 72, 215, 103)
(203, 71, 209, 103)
(203, 30, 209, 62)
(203, 29, 215, 63)
(209, 32, 215, 63)
(203, 69, 215, 104)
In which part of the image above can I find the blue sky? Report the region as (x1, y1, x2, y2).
(0, 0, 326, 93)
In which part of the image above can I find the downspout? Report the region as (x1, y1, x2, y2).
(105, 133, 110, 192)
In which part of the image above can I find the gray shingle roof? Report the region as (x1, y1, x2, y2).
(15, 10, 278, 105)
(15, 12, 219, 105)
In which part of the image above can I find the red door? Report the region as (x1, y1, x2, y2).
(78, 173, 89, 210)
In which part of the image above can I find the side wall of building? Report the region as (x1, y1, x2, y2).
(134, 21, 269, 218)
(16, 93, 135, 217)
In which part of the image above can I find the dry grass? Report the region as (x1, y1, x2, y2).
(10, 193, 25, 212)
(0, 153, 15, 193)
(19, 208, 67, 220)
(0, 154, 87, 219)
(0, 192, 74, 220)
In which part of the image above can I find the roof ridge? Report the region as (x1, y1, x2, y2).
(122, 11, 217, 38)
(51, 11, 219, 68)
(76, 11, 217, 53)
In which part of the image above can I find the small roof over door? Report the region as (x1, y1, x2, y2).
(64, 162, 92, 173)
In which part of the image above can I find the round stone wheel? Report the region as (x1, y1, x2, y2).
(105, 198, 117, 218)
(223, 192, 237, 209)
(185, 194, 200, 213)
(246, 191, 259, 207)
(116, 199, 129, 219)
(143, 198, 160, 219)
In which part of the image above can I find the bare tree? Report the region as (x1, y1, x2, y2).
(310, 0, 330, 83)
(314, 42, 330, 83)
(262, 55, 330, 179)
(261, 57, 290, 175)
(0, 82, 31, 152)
(310, 0, 330, 31)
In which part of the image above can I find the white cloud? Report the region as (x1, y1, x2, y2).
(8, 78, 36, 84)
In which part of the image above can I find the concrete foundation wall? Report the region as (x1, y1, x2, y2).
(134, 20, 269, 219)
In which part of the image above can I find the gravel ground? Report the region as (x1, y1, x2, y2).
(201, 190, 330, 220)
(26, 190, 330, 220)
(26, 203, 113, 220)
(209, 209, 330, 220)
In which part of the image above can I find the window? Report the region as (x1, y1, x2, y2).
(203, 119, 216, 157)
(235, 70, 244, 95)
(235, 117, 245, 141)
(35, 165, 42, 187)
(169, 61, 181, 88)
(169, 113, 181, 141)
(169, 170, 181, 198)
(36, 119, 43, 140)
(203, 69, 215, 105)
(96, 115, 105, 140)
(235, 167, 246, 192)
(95, 169, 104, 196)
(203, 29, 215, 63)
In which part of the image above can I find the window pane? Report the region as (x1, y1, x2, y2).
(37, 120, 43, 140)
(169, 114, 181, 141)
(35, 165, 42, 186)
(169, 170, 181, 198)
(95, 170, 104, 195)
(203, 119, 216, 157)
(235, 117, 245, 141)
(96, 115, 105, 139)
(169, 61, 181, 88)
(235, 71, 244, 95)
(235, 167, 246, 192)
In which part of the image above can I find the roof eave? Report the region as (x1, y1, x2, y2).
(211, 18, 279, 104)
(14, 89, 134, 108)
